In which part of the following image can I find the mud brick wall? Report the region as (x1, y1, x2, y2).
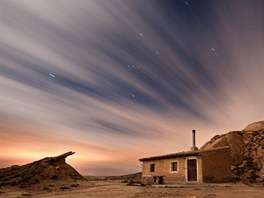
(142, 156, 203, 184)
(201, 148, 232, 182)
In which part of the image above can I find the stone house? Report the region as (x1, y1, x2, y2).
(139, 130, 232, 184)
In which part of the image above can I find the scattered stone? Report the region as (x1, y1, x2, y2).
(202, 194, 216, 198)
(60, 186, 70, 190)
(70, 183, 80, 187)
(43, 186, 50, 191)
(255, 177, 263, 182)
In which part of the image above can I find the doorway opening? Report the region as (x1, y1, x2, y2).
(187, 159, 197, 181)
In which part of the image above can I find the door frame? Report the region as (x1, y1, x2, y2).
(185, 156, 198, 182)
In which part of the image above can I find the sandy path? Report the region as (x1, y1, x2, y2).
(38, 181, 143, 198)
(0, 180, 263, 198)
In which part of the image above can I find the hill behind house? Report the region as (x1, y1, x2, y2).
(200, 121, 264, 183)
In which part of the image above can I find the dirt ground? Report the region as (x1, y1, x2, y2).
(0, 180, 263, 198)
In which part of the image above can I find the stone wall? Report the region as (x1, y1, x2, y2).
(141, 156, 203, 184)
(141, 148, 233, 184)
(201, 148, 232, 182)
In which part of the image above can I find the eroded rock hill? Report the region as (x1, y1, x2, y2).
(0, 151, 83, 187)
(200, 121, 264, 183)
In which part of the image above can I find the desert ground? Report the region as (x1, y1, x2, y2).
(0, 179, 263, 198)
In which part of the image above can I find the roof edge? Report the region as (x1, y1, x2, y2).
(139, 146, 230, 162)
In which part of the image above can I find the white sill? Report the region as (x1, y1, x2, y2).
(170, 171, 178, 173)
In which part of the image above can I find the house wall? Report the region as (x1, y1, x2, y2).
(141, 156, 203, 184)
(201, 148, 232, 182)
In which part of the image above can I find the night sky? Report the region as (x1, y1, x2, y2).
(1, 0, 263, 175)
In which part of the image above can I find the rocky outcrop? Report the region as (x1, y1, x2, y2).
(200, 131, 245, 165)
(0, 151, 83, 187)
(200, 121, 264, 183)
(243, 121, 264, 132)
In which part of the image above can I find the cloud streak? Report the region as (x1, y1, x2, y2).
(0, 0, 263, 175)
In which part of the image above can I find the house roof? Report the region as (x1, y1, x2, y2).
(139, 146, 230, 161)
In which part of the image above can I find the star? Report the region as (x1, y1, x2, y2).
(49, 73, 55, 78)
(130, 93, 135, 98)
(185, 1, 190, 6)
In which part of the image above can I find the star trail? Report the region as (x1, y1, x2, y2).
(0, 0, 263, 175)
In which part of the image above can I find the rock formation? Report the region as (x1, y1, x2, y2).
(200, 121, 264, 183)
(0, 151, 83, 187)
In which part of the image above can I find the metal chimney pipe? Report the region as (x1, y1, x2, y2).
(192, 129, 196, 147)
(191, 129, 198, 151)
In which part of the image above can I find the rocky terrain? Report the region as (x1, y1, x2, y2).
(0, 151, 83, 187)
(200, 121, 264, 183)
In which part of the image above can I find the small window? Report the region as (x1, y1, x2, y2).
(171, 161, 178, 172)
(150, 164, 155, 172)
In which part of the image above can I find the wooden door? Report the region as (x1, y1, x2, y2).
(187, 159, 197, 181)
